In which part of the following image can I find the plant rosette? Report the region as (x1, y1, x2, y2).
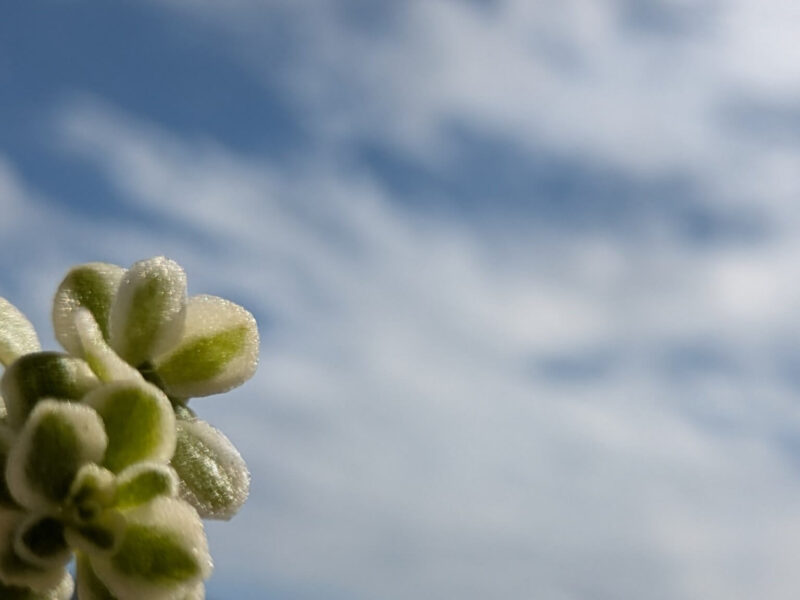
(0, 257, 259, 599)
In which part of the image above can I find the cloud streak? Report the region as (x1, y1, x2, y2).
(33, 95, 800, 599)
(3, 1, 800, 598)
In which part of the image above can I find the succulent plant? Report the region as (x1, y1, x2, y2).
(0, 257, 259, 599)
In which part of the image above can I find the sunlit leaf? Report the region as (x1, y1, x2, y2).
(89, 497, 210, 600)
(114, 464, 177, 510)
(52, 263, 125, 357)
(171, 418, 249, 520)
(83, 381, 176, 473)
(109, 257, 187, 367)
(0, 298, 40, 368)
(154, 295, 259, 398)
(0, 352, 99, 429)
(73, 310, 143, 384)
(5, 401, 107, 511)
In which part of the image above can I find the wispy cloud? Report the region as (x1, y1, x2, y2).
(155, 0, 800, 182)
(38, 96, 800, 599)
(4, 1, 800, 598)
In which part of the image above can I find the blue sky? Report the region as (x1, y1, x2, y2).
(4, 1, 800, 598)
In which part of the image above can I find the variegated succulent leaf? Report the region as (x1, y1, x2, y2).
(0, 256, 260, 598)
(0, 298, 41, 368)
(6, 401, 107, 512)
(0, 352, 99, 429)
(109, 257, 187, 368)
(171, 417, 250, 521)
(0, 509, 70, 593)
(73, 309, 143, 385)
(153, 295, 259, 399)
(88, 497, 210, 600)
(82, 380, 176, 474)
(52, 263, 125, 358)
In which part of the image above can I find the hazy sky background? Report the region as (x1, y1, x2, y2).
(4, 2, 800, 598)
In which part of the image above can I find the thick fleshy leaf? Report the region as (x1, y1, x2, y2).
(13, 514, 70, 569)
(67, 464, 116, 523)
(154, 295, 258, 398)
(6, 401, 107, 511)
(74, 310, 143, 384)
(0, 570, 73, 600)
(179, 582, 205, 600)
(64, 510, 125, 556)
(52, 263, 125, 357)
(76, 553, 117, 600)
(114, 464, 177, 510)
(83, 381, 176, 473)
(170, 418, 249, 520)
(0, 510, 68, 593)
(0, 352, 99, 429)
(109, 257, 187, 368)
(89, 497, 210, 600)
(0, 425, 17, 508)
(0, 298, 40, 367)
(0, 578, 73, 600)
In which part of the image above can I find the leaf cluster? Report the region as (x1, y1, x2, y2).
(0, 257, 259, 599)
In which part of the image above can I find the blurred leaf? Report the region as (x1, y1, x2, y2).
(0, 298, 40, 368)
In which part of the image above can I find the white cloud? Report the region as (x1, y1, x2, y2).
(6, 1, 800, 597)
(153, 0, 800, 186)
(33, 98, 800, 599)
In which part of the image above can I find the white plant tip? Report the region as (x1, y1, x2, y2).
(5, 401, 107, 513)
(74, 309, 143, 384)
(52, 262, 125, 357)
(154, 294, 259, 399)
(110, 257, 187, 368)
(89, 497, 211, 600)
(171, 418, 250, 521)
(0, 298, 41, 368)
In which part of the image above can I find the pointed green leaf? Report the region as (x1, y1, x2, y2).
(109, 257, 187, 367)
(0, 298, 40, 368)
(73, 310, 143, 384)
(171, 418, 249, 520)
(89, 498, 210, 600)
(13, 514, 70, 570)
(154, 295, 258, 398)
(83, 381, 175, 473)
(0, 509, 69, 593)
(114, 464, 177, 510)
(6, 401, 107, 511)
(76, 553, 117, 600)
(0, 352, 99, 429)
(52, 263, 125, 357)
